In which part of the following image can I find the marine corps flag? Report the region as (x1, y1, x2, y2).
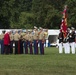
(60, 5, 68, 38)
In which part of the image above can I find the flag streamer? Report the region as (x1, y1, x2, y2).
(60, 5, 68, 38)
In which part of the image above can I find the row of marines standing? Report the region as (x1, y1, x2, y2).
(0, 27, 47, 55)
(58, 27, 76, 54)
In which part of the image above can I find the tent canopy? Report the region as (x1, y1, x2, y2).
(48, 29, 59, 36)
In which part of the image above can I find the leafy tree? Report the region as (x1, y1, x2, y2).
(18, 12, 35, 29)
(66, 0, 76, 28)
(0, 0, 11, 28)
(0, 0, 76, 29)
(32, 0, 61, 29)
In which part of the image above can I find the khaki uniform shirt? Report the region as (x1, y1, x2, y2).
(23, 33, 29, 41)
(0, 33, 4, 40)
(10, 34, 14, 41)
(0, 35, 1, 40)
(20, 32, 25, 40)
(44, 32, 48, 39)
(28, 33, 33, 42)
(39, 31, 45, 40)
(13, 33, 20, 41)
(33, 31, 39, 40)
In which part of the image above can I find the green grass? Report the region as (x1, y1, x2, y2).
(0, 47, 76, 75)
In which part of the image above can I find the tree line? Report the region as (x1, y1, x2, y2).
(0, 0, 76, 29)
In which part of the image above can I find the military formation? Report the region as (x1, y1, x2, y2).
(0, 26, 48, 55)
(58, 27, 76, 54)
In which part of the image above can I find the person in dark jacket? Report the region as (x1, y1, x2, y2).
(9, 31, 14, 54)
(58, 30, 64, 54)
(69, 27, 75, 54)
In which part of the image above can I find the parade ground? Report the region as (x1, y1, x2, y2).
(0, 47, 76, 75)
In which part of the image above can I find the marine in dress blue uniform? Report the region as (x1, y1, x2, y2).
(39, 27, 45, 55)
(33, 26, 39, 54)
(0, 30, 5, 54)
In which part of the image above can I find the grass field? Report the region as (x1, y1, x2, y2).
(0, 47, 76, 75)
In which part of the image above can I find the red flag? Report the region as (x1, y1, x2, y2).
(60, 5, 68, 38)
